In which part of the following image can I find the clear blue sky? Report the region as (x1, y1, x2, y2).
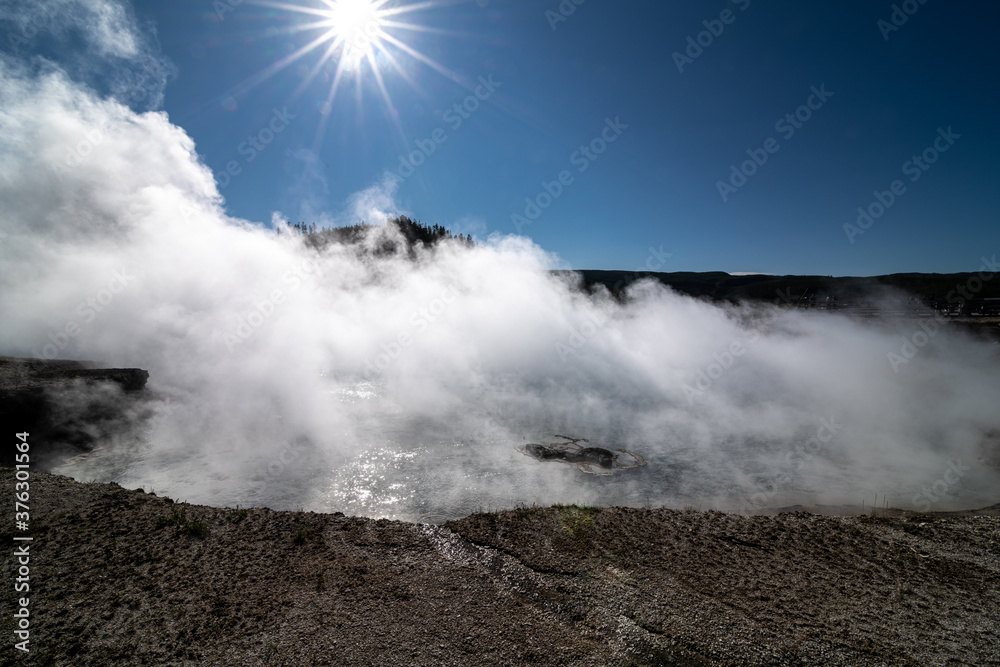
(30, 0, 1000, 274)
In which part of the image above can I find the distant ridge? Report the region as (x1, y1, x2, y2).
(570, 269, 1000, 310)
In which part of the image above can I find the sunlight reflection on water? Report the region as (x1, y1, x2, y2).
(50, 376, 1000, 523)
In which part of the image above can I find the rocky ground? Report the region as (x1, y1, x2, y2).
(0, 357, 149, 393)
(0, 357, 149, 469)
(2, 470, 997, 666)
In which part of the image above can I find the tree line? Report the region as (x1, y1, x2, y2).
(286, 216, 476, 250)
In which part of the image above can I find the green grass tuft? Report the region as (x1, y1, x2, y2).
(157, 506, 209, 538)
(557, 504, 596, 539)
(227, 505, 248, 523)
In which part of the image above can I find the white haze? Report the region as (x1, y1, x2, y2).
(1, 57, 998, 521)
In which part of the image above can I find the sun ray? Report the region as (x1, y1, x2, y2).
(369, 40, 419, 91)
(289, 38, 343, 102)
(378, 31, 462, 84)
(371, 0, 437, 18)
(366, 54, 407, 144)
(225, 27, 340, 100)
(379, 20, 463, 37)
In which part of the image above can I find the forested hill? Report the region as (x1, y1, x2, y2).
(284, 216, 995, 311)
(289, 215, 475, 251)
(570, 269, 1000, 312)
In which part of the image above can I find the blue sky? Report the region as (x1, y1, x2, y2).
(12, 0, 1000, 275)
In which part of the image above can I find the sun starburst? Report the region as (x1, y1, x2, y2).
(322, 0, 389, 68)
(224, 0, 466, 153)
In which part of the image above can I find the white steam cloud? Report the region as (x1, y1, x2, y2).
(1, 39, 998, 520)
(0, 0, 175, 109)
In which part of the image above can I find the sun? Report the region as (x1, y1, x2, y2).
(227, 0, 463, 151)
(322, 0, 388, 67)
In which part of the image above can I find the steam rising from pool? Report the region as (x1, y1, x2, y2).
(2, 57, 999, 521)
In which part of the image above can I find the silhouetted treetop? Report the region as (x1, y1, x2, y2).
(286, 215, 475, 254)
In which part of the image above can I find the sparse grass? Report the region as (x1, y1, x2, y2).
(293, 529, 309, 546)
(184, 519, 209, 538)
(557, 504, 596, 540)
(859, 493, 895, 524)
(157, 506, 209, 538)
(864, 493, 890, 518)
(316, 571, 326, 593)
(511, 501, 542, 518)
(227, 505, 248, 523)
(157, 506, 186, 528)
(475, 503, 501, 515)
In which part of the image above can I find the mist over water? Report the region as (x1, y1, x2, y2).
(2, 60, 999, 521)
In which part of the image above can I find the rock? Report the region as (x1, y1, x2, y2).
(0, 356, 149, 467)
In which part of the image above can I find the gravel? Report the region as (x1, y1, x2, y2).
(2, 469, 997, 666)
